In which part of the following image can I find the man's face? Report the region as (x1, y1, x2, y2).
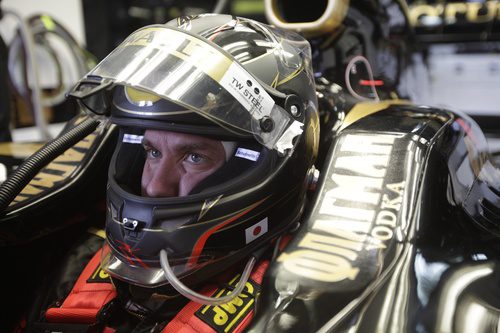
(141, 130, 226, 197)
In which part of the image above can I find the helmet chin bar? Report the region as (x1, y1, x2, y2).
(160, 249, 256, 306)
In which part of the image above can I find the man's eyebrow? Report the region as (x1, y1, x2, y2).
(141, 136, 219, 151)
(175, 142, 215, 152)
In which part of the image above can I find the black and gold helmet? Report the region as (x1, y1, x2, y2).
(72, 14, 319, 300)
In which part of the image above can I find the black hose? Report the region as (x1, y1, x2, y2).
(0, 117, 101, 215)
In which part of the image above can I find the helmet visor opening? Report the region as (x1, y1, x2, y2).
(112, 127, 269, 199)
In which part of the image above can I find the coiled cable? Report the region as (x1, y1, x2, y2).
(0, 117, 100, 215)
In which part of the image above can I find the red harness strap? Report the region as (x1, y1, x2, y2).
(45, 251, 117, 324)
(162, 260, 269, 333)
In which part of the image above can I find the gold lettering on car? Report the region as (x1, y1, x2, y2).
(278, 133, 406, 282)
(409, 1, 500, 26)
(11, 130, 98, 205)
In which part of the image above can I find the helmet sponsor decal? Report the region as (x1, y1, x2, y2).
(235, 148, 260, 161)
(219, 62, 275, 119)
(195, 275, 260, 333)
(245, 217, 268, 244)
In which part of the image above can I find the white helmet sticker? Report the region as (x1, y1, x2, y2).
(235, 148, 260, 161)
(123, 134, 144, 144)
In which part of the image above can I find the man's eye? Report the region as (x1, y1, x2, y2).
(146, 149, 161, 158)
(187, 153, 204, 164)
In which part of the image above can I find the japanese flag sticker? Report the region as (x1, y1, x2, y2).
(245, 217, 268, 244)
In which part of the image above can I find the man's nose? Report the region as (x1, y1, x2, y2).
(144, 158, 180, 198)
